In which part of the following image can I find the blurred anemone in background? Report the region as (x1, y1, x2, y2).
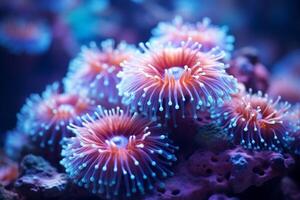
(4, 129, 32, 161)
(0, 153, 18, 186)
(228, 47, 270, 92)
(61, 0, 114, 44)
(0, 0, 75, 14)
(32, 0, 74, 13)
(151, 16, 234, 53)
(268, 50, 300, 103)
(0, 17, 52, 54)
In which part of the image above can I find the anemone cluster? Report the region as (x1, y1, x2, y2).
(8, 17, 300, 199)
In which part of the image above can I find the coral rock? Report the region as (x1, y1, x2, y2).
(0, 185, 21, 200)
(169, 110, 231, 154)
(14, 155, 68, 199)
(144, 146, 294, 200)
(144, 176, 210, 200)
(19, 154, 56, 175)
(208, 194, 238, 200)
(280, 177, 300, 200)
(227, 147, 294, 192)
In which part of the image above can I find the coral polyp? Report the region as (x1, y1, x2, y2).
(60, 106, 177, 199)
(151, 16, 234, 52)
(63, 39, 136, 104)
(0, 17, 51, 54)
(17, 83, 95, 151)
(211, 91, 291, 151)
(117, 40, 238, 121)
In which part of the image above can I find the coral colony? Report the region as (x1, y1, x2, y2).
(3, 17, 300, 200)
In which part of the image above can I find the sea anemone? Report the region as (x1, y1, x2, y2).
(63, 39, 136, 105)
(60, 106, 177, 199)
(211, 90, 291, 151)
(151, 16, 234, 52)
(17, 82, 96, 151)
(117, 39, 238, 122)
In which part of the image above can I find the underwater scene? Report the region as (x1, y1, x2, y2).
(1, 0, 300, 200)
